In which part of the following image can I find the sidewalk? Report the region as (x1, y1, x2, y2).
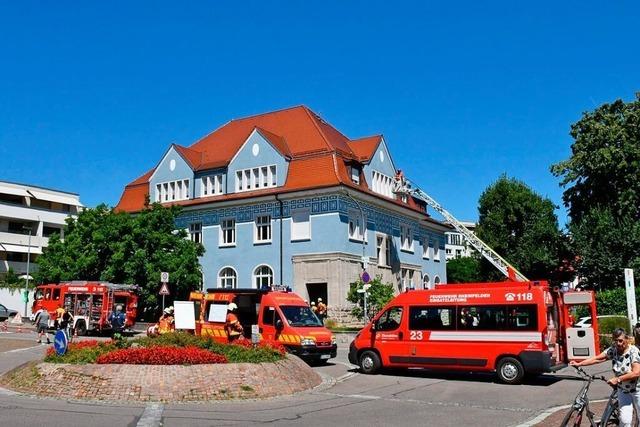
(0, 335, 48, 376)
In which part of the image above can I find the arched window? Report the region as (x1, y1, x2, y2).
(253, 265, 274, 289)
(423, 274, 431, 289)
(434, 275, 441, 286)
(218, 267, 237, 289)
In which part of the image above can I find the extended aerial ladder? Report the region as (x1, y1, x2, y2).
(392, 174, 529, 282)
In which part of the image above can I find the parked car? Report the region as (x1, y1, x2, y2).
(0, 303, 19, 322)
(574, 315, 628, 328)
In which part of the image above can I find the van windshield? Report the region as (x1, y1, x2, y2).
(281, 306, 323, 327)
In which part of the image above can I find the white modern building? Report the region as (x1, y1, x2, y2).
(0, 181, 82, 280)
(445, 221, 477, 260)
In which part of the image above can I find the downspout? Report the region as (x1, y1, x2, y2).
(275, 194, 284, 287)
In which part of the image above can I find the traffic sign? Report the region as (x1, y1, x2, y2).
(21, 289, 29, 303)
(361, 271, 371, 283)
(159, 282, 170, 296)
(160, 272, 169, 283)
(54, 330, 68, 355)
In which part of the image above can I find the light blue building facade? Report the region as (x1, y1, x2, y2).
(119, 106, 449, 318)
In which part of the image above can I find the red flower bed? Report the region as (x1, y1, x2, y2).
(96, 346, 227, 365)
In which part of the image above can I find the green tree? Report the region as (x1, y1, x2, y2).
(551, 94, 640, 288)
(475, 175, 563, 281)
(35, 203, 204, 315)
(446, 257, 482, 283)
(346, 275, 395, 321)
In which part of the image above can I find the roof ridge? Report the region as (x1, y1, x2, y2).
(301, 106, 334, 152)
(230, 105, 307, 123)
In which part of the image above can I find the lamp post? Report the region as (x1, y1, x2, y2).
(23, 226, 32, 317)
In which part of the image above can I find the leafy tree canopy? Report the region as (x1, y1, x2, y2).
(551, 94, 640, 223)
(35, 203, 204, 315)
(475, 175, 562, 282)
(446, 256, 482, 283)
(346, 275, 395, 321)
(551, 94, 640, 288)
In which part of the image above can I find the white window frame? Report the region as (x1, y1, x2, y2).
(254, 215, 272, 244)
(189, 222, 202, 244)
(433, 240, 441, 261)
(291, 209, 311, 241)
(253, 264, 274, 289)
(156, 179, 190, 202)
(423, 237, 430, 259)
(219, 218, 236, 247)
(218, 267, 237, 289)
(348, 212, 367, 242)
(434, 275, 441, 286)
(235, 165, 277, 193)
(422, 274, 431, 289)
(201, 174, 223, 197)
(376, 234, 392, 267)
(400, 224, 413, 252)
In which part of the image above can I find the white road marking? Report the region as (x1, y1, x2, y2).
(137, 403, 164, 427)
(4, 344, 44, 353)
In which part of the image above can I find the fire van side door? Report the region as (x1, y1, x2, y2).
(372, 306, 405, 366)
(405, 305, 457, 367)
(260, 305, 282, 343)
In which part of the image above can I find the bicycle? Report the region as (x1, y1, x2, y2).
(561, 366, 620, 427)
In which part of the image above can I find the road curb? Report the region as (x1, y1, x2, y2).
(514, 399, 609, 427)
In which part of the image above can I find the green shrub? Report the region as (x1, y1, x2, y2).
(597, 316, 632, 352)
(598, 316, 631, 335)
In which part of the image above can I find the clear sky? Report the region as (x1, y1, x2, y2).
(1, 1, 638, 226)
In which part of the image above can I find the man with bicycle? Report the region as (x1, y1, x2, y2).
(571, 328, 640, 427)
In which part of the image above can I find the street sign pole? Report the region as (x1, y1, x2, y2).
(625, 269, 637, 327)
(159, 272, 170, 312)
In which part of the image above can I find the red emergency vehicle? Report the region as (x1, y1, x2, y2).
(32, 281, 139, 335)
(349, 280, 599, 384)
(190, 288, 337, 364)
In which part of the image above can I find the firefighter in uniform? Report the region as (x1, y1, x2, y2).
(158, 306, 175, 334)
(225, 303, 243, 342)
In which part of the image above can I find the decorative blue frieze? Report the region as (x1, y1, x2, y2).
(175, 193, 443, 246)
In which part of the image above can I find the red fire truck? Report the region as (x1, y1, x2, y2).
(349, 280, 599, 384)
(32, 281, 139, 336)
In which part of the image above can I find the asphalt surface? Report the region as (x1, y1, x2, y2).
(0, 328, 618, 427)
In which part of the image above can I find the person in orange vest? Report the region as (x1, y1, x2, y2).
(225, 302, 244, 342)
(158, 306, 175, 334)
(316, 298, 327, 325)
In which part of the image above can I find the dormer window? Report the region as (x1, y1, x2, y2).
(236, 165, 277, 192)
(155, 179, 190, 202)
(349, 165, 361, 184)
(201, 174, 223, 197)
(372, 171, 394, 198)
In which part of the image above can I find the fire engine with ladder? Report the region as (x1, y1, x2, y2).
(32, 281, 139, 336)
(390, 173, 599, 364)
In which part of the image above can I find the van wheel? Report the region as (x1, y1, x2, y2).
(359, 350, 381, 374)
(75, 321, 87, 337)
(496, 357, 524, 384)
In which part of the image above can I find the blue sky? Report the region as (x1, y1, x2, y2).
(1, 1, 638, 226)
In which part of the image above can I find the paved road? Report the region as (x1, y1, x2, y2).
(0, 332, 614, 426)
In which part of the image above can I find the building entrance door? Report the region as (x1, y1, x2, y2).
(306, 283, 327, 306)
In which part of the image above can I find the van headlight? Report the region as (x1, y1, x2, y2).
(331, 335, 336, 345)
(301, 338, 316, 346)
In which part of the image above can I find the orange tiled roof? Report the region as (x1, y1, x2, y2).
(347, 135, 382, 162)
(115, 106, 429, 217)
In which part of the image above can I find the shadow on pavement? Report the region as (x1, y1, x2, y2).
(373, 367, 565, 386)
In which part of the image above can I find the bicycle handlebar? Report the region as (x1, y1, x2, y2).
(572, 365, 608, 382)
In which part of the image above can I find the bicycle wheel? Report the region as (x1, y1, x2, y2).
(600, 403, 619, 426)
(561, 407, 587, 427)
